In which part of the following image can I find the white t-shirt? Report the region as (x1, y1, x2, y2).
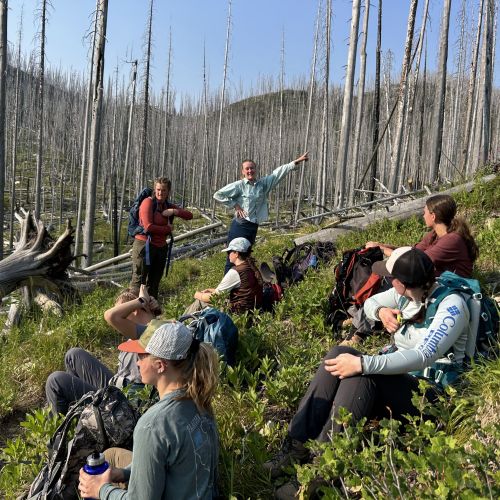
(215, 269, 241, 293)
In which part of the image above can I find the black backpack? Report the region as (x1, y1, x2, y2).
(326, 246, 384, 333)
(272, 241, 336, 287)
(26, 386, 138, 500)
(128, 188, 175, 238)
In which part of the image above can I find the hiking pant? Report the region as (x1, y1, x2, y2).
(45, 348, 113, 416)
(288, 345, 425, 443)
(130, 238, 168, 299)
(224, 218, 258, 274)
(105, 447, 133, 489)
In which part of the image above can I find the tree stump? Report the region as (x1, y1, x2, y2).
(0, 212, 75, 301)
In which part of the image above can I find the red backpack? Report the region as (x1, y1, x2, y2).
(326, 247, 384, 332)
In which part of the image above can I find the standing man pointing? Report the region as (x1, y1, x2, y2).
(214, 153, 309, 273)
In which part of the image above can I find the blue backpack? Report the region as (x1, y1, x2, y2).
(128, 188, 156, 238)
(180, 308, 239, 366)
(415, 271, 499, 362)
(404, 272, 499, 388)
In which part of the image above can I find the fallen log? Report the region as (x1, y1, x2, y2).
(294, 175, 496, 246)
(0, 213, 75, 300)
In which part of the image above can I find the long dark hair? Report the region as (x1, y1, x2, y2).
(425, 194, 479, 261)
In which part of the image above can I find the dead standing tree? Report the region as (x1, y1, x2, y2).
(0, 0, 7, 260)
(388, 0, 418, 193)
(428, 0, 452, 184)
(82, 0, 108, 267)
(211, 0, 232, 218)
(34, 0, 48, 220)
(9, 8, 23, 251)
(334, 0, 360, 208)
(138, 0, 154, 190)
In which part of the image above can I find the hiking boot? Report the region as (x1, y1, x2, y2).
(263, 438, 310, 479)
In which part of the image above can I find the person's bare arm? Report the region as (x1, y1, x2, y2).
(194, 288, 217, 303)
(365, 241, 396, 257)
(104, 286, 155, 339)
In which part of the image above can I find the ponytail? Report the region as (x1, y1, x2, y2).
(448, 216, 479, 261)
(170, 343, 219, 415)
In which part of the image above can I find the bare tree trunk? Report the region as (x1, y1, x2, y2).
(0, 0, 6, 260)
(139, 0, 154, 189)
(275, 31, 285, 226)
(75, 0, 99, 256)
(388, 0, 418, 193)
(349, 0, 370, 205)
(480, 0, 495, 165)
(161, 27, 172, 178)
(334, 0, 360, 208)
(369, 0, 383, 199)
(428, 0, 451, 184)
(294, 0, 320, 224)
(117, 60, 137, 244)
(34, 0, 47, 220)
(400, 0, 429, 186)
(82, 0, 108, 267)
(461, 0, 484, 175)
(9, 7, 22, 250)
(211, 0, 231, 217)
(316, 0, 331, 214)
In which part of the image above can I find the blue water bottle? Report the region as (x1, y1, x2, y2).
(83, 452, 109, 499)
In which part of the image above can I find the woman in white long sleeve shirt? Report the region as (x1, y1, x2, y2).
(265, 247, 470, 485)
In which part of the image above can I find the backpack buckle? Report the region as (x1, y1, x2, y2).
(473, 293, 482, 300)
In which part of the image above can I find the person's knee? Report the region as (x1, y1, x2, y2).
(105, 447, 133, 469)
(64, 347, 87, 370)
(45, 371, 68, 413)
(325, 345, 361, 360)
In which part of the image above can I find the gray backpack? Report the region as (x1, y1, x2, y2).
(26, 386, 138, 500)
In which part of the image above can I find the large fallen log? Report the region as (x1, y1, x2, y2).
(0, 212, 75, 300)
(294, 175, 496, 246)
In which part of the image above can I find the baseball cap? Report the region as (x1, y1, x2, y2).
(372, 246, 434, 286)
(221, 237, 252, 253)
(118, 319, 193, 360)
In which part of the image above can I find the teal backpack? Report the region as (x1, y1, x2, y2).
(406, 271, 499, 387)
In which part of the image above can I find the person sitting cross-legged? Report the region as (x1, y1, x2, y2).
(185, 237, 263, 315)
(264, 248, 471, 499)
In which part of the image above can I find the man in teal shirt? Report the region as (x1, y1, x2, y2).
(214, 153, 308, 273)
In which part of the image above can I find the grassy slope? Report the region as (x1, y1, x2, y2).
(0, 176, 499, 498)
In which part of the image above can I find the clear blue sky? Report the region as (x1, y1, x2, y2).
(7, 0, 499, 104)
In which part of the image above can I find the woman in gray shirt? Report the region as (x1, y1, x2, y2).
(78, 320, 220, 500)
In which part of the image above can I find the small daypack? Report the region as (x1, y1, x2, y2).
(272, 241, 336, 287)
(412, 271, 500, 362)
(128, 187, 156, 238)
(180, 307, 239, 366)
(26, 386, 138, 500)
(326, 246, 384, 332)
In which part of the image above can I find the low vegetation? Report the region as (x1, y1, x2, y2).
(0, 176, 499, 498)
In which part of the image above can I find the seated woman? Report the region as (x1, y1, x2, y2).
(366, 194, 479, 278)
(78, 320, 219, 500)
(265, 248, 470, 497)
(188, 237, 263, 314)
(45, 286, 159, 415)
(345, 194, 478, 345)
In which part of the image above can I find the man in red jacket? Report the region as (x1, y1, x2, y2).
(130, 177, 193, 298)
